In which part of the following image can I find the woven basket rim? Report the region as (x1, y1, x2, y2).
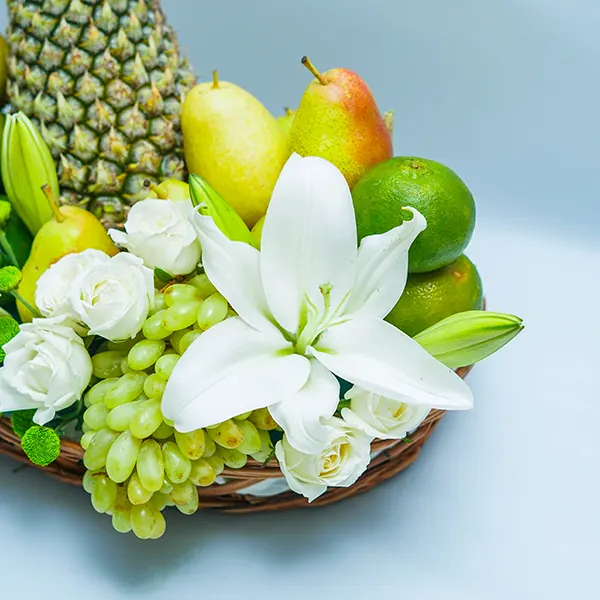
(0, 365, 472, 513)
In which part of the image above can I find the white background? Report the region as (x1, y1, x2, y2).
(1, 0, 599, 598)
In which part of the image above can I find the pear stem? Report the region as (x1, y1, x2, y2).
(212, 69, 219, 89)
(143, 179, 168, 199)
(41, 184, 64, 223)
(301, 56, 327, 85)
(284, 107, 294, 116)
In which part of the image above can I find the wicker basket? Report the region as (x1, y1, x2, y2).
(0, 364, 472, 513)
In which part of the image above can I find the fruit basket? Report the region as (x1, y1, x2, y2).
(0, 399, 467, 513)
(0, 1, 523, 539)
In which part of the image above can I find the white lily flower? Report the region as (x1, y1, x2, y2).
(162, 154, 473, 453)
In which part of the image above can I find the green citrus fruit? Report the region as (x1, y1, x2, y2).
(352, 157, 476, 273)
(385, 255, 483, 337)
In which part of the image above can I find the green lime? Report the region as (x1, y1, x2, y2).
(386, 255, 483, 337)
(352, 157, 476, 273)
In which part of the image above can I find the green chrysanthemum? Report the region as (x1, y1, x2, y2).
(0, 265, 22, 292)
(21, 425, 61, 466)
(0, 315, 20, 361)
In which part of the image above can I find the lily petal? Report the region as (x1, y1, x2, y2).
(162, 317, 311, 432)
(190, 210, 275, 333)
(311, 316, 473, 410)
(269, 359, 340, 454)
(260, 154, 357, 334)
(345, 208, 426, 319)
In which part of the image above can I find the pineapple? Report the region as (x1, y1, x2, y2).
(5, 0, 196, 227)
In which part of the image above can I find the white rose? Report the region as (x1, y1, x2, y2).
(35, 249, 111, 331)
(0, 318, 92, 425)
(275, 417, 372, 502)
(341, 386, 430, 440)
(68, 253, 154, 341)
(108, 199, 201, 275)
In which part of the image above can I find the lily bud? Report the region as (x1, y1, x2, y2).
(189, 174, 257, 248)
(1, 112, 58, 234)
(415, 310, 524, 369)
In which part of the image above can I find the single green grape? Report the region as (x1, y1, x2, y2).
(188, 273, 218, 299)
(83, 428, 119, 471)
(207, 419, 244, 449)
(234, 411, 252, 421)
(174, 429, 205, 460)
(153, 421, 175, 440)
(250, 429, 275, 463)
(179, 330, 201, 354)
(120, 358, 134, 374)
(85, 378, 119, 406)
(204, 454, 225, 476)
(130, 398, 163, 439)
(92, 351, 126, 379)
(106, 430, 141, 483)
(127, 470, 154, 505)
(143, 373, 167, 399)
(80, 431, 95, 450)
(236, 420, 262, 455)
(82, 470, 97, 493)
(131, 504, 163, 540)
(164, 300, 203, 331)
(189, 458, 216, 487)
(106, 399, 145, 432)
(170, 479, 197, 506)
(160, 480, 174, 495)
(196, 293, 228, 330)
(91, 475, 118, 514)
(83, 403, 109, 431)
(202, 433, 217, 458)
(150, 292, 166, 314)
(137, 439, 165, 492)
(176, 489, 200, 515)
(162, 441, 192, 484)
(150, 492, 171, 511)
(164, 283, 200, 306)
(149, 512, 167, 539)
(107, 336, 140, 352)
(142, 310, 171, 340)
(112, 505, 132, 534)
(216, 447, 247, 469)
(249, 407, 278, 431)
(127, 339, 166, 371)
(105, 372, 147, 409)
(155, 354, 180, 380)
(169, 329, 191, 354)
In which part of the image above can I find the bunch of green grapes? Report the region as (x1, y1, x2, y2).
(79, 274, 277, 539)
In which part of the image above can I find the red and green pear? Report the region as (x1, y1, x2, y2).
(290, 57, 393, 188)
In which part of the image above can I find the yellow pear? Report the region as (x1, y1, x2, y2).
(146, 178, 190, 202)
(18, 188, 118, 322)
(181, 72, 289, 227)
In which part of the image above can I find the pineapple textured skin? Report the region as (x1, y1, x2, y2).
(5, 0, 196, 227)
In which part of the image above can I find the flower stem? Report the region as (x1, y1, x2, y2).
(10, 290, 41, 318)
(0, 231, 19, 267)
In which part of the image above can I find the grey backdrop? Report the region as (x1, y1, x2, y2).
(0, 1, 598, 598)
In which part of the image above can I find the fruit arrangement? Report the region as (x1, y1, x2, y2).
(0, 1, 523, 541)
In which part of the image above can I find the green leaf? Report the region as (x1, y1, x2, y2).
(154, 267, 174, 283)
